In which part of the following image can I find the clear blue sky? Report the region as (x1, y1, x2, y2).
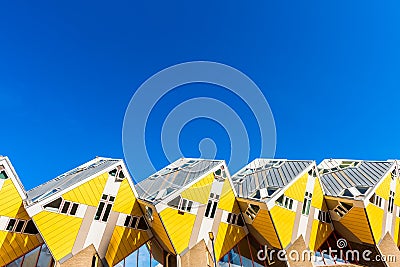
(1, 1, 400, 190)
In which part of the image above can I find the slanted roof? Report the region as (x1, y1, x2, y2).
(26, 157, 120, 206)
(232, 159, 313, 200)
(135, 158, 222, 203)
(318, 159, 394, 197)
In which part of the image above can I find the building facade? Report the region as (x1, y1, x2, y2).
(0, 157, 400, 267)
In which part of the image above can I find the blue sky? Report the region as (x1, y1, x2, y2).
(1, 1, 400, 189)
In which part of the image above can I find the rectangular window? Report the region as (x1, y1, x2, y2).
(61, 201, 71, 214)
(302, 192, 312, 216)
(245, 204, 260, 221)
(101, 204, 112, 222)
(276, 195, 294, 211)
(70, 203, 79, 215)
(318, 210, 331, 223)
(124, 215, 132, 227)
(94, 202, 105, 220)
(130, 217, 138, 228)
(205, 193, 219, 219)
(6, 219, 16, 231)
(15, 220, 25, 233)
(177, 197, 193, 212)
(370, 194, 383, 208)
(388, 191, 395, 213)
(94, 195, 115, 222)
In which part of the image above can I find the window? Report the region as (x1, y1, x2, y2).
(137, 217, 148, 230)
(43, 198, 62, 211)
(333, 202, 352, 217)
(23, 220, 39, 235)
(61, 201, 71, 214)
(6, 219, 16, 231)
(276, 195, 294, 210)
(123, 215, 147, 230)
(5, 219, 38, 235)
(174, 197, 193, 213)
(145, 206, 153, 221)
(15, 220, 25, 233)
(370, 193, 383, 208)
(94, 194, 115, 222)
(388, 191, 395, 213)
(43, 198, 79, 216)
(318, 210, 331, 223)
(205, 193, 219, 219)
(245, 204, 260, 221)
(70, 203, 79, 215)
(302, 192, 312, 216)
(226, 213, 245, 227)
(0, 168, 8, 179)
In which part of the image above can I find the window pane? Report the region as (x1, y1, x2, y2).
(61, 202, 71, 214)
(101, 204, 113, 222)
(101, 194, 107, 200)
(131, 217, 138, 228)
(227, 213, 232, 223)
(43, 198, 62, 211)
(210, 201, 218, 218)
(22, 246, 41, 267)
(109, 196, 115, 202)
(137, 217, 148, 230)
(15, 220, 25, 233)
(94, 202, 105, 220)
(124, 216, 131, 227)
(6, 219, 16, 231)
(237, 215, 245, 227)
(187, 201, 192, 212)
(6, 256, 23, 267)
(181, 199, 187, 210)
(24, 220, 39, 235)
(70, 203, 79, 215)
(0, 170, 8, 179)
(37, 245, 53, 267)
(205, 201, 212, 217)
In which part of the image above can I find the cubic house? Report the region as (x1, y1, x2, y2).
(0, 156, 399, 267)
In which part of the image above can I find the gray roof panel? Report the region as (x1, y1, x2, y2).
(232, 159, 313, 200)
(318, 160, 394, 197)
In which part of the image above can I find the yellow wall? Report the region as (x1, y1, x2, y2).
(270, 205, 296, 248)
(0, 231, 41, 266)
(285, 173, 308, 202)
(250, 208, 281, 249)
(113, 179, 141, 216)
(33, 211, 82, 261)
(214, 222, 246, 260)
(181, 173, 214, 205)
(160, 207, 196, 254)
(105, 178, 152, 265)
(366, 204, 384, 243)
(62, 173, 108, 206)
(218, 179, 240, 213)
(375, 174, 391, 200)
(105, 226, 150, 266)
(0, 179, 30, 220)
(309, 177, 332, 251)
(0, 179, 42, 266)
(340, 206, 374, 244)
(309, 220, 332, 251)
